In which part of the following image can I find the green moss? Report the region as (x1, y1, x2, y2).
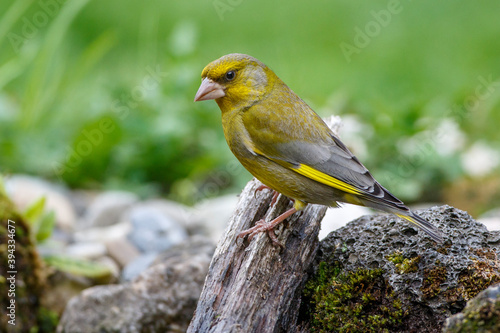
(421, 265, 447, 299)
(441, 249, 500, 305)
(461, 301, 500, 332)
(446, 296, 500, 332)
(386, 251, 420, 274)
(472, 248, 498, 261)
(436, 243, 451, 255)
(458, 256, 500, 301)
(0, 188, 51, 331)
(386, 251, 404, 265)
(303, 262, 407, 333)
(32, 307, 59, 333)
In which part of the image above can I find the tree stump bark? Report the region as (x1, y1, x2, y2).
(187, 178, 327, 333)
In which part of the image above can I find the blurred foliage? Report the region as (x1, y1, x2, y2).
(0, 0, 499, 212)
(44, 255, 112, 280)
(23, 196, 56, 243)
(1, 176, 112, 296)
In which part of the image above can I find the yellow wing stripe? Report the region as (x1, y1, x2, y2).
(294, 164, 361, 195)
(250, 145, 362, 196)
(396, 214, 412, 223)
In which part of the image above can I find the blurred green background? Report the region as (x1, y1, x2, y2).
(1, 0, 499, 215)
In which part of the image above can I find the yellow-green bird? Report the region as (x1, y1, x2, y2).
(194, 53, 443, 244)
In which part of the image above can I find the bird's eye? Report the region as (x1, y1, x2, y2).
(225, 71, 236, 81)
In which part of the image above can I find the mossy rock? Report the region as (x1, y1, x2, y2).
(303, 263, 406, 332)
(443, 283, 500, 333)
(301, 205, 500, 333)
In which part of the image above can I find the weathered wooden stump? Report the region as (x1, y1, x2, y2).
(187, 178, 327, 333)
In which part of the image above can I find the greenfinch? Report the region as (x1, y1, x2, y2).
(194, 53, 443, 244)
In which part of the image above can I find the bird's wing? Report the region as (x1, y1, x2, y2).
(241, 97, 406, 209)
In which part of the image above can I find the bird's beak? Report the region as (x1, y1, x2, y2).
(194, 78, 225, 102)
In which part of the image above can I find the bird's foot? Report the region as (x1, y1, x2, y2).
(237, 207, 298, 247)
(238, 219, 283, 247)
(255, 184, 270, 192)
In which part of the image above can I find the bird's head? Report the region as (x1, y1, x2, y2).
(194, 53, 275, 111)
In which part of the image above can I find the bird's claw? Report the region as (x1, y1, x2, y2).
(256, 184, 271, 192)
(238, 219, 283, 248)
(270, 192, 280, 207)
(254, 184, 271, 199)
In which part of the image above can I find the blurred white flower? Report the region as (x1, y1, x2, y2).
(338, 115, 372, 159)
(397, 135, 421, 156)
(433, 118, 466, 156)
(397, 118, 466, 158)
(322, 115, 342, 136)
(461, 141, 500, 177)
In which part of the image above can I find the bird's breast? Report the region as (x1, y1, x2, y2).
(221, 111, 257, 161)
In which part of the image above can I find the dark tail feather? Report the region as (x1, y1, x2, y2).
(395, 211, 444, 243)
(354, 186, 444, 243)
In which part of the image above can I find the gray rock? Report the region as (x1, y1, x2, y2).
(80, 191, 138, 228)
(50, 228, 74, 244)
(443, 283, 500, 333)
(74, 221, 132, 244)
(94, 256, 121, 282)
(66, 242, 107, 260)
(127, 206, 188, 253)
(37, 238, 68, 257)
(304, 205, 500, 333)
(105, 237, 140, 267)
(191, 194, 239, 242)
(121, 253, 157, 282)
(130, 199, 193, 230)
(41, 270, 96, 316)
(5, 174, 77, 231)
(69, 189, 98, 217)
(152, 235, 215, 266)
(57, 236, 215, 333)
